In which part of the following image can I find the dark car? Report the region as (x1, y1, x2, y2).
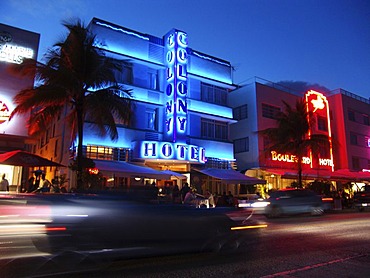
(0, 192, 260, 260)
(353, 185, 370, 212)
(264, 188, 324, 218)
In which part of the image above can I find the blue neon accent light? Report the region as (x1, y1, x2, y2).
(95, 21, 149, 41)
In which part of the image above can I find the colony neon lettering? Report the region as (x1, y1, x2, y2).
(164, 30, 188, 142)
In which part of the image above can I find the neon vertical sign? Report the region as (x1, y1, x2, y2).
(305, 90, 334, 171)
(164, 30, 188, 143)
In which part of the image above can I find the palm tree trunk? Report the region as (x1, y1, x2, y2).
(76, 100, 84, 190)
(297, 154, 303, 188)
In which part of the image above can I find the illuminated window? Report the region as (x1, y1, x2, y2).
(201, 118, 228, 140)
(145, 109, 157, 130)
(234, 137, 249, 153)
(148, 71, 159, 90)
(262, 103, 280, 119)
(233, 104, 248, 120)
(86, 145, 113, 160)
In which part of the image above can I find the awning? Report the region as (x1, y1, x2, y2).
(261, 167, 370, 181)
(0, 150, 65, 167)
(194, 168, 266, 185)
(93, 160, 171, 179)
(161, 170, 187, 179)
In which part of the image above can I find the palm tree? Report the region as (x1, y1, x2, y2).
(9, 19, 132, 189)
(260, 98, 330, 187)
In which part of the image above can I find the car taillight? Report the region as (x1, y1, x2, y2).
(45, 226, 67, 232)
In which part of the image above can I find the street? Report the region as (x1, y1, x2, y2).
(1, 211, 370, 277)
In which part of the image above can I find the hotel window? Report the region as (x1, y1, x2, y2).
(115, 62, 132, 84)
(262, 103, 280, 120)
(352, 156, 360, 170)
(86, 145, 114, 160)
(234, 137, 249, 153)
(145, 109, 158, 130)
(317, 116, 328, 131)
(200, 82, 227, 105)
(148, 70, 159, 90)
(201, 118, 228, 140)
(348, 110, 355, 122)
(233, 104, 248, 120)
(350, 133, 358, 145)
(363, 114, 369, 126)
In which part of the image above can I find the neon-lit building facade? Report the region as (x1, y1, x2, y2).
(229, 78, 370, 191)
(66, 18, 238, 190)
(0, 23, 40, 188)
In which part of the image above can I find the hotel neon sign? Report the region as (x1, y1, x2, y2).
(271, 151, 333, 167)
(141, 141, 206, 163)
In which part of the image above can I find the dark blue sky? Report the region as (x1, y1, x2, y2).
(2, 0, 370, 99)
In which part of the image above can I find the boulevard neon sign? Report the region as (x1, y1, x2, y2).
(164, 30, 188, 142)
(271, 151, 333, 167)
(0, 31, 34, 64)
(141, 141, 206, 163)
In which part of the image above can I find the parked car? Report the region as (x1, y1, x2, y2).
(264, 188, 324, 218)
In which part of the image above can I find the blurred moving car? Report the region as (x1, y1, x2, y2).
(239, 188, 324, 218)
(0, 192, 262, 262)
(264, 188, 324, 218)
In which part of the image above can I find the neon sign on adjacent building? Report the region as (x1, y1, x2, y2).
(268, 90, 335, 171)
(305, 90, 334, 171)
(0, 31, 34, 64)
(0, 100, 11, 124)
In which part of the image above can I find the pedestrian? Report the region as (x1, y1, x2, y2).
(0, 174, 9, 192)
(172, 184, 180, 203)
(27, 176, 35, 192)
(180, 183, 190, 203)
(34, 174, 51, 193)
(183, 189, 197, 206)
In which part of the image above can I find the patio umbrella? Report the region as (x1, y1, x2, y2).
(0, 150, 65, 167)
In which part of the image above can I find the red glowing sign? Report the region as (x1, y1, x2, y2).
(305, 90, 334, 171)
(0, 100, 11, 124)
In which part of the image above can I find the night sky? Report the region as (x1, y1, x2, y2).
(1, 0, 370, 99)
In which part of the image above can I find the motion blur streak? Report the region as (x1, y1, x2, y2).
(231, 224, 268, 231)
(0, 224, 46, 235)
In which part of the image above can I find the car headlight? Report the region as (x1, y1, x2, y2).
(251, 201, 270, 208)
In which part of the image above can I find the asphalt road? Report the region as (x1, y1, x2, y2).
(2, 211, 370, 277)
